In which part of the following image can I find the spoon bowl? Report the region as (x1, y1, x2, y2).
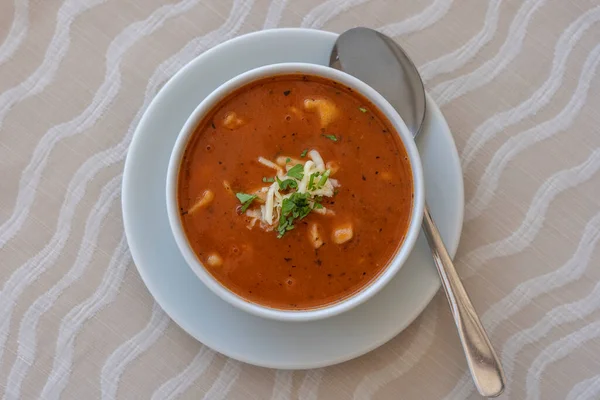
(330, 27, 426, 138)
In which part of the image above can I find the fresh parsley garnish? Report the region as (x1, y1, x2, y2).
(287, 164, 304, 180)
(300, 149, 308, 157)
(307, 172, 318, 191)
(277, 216, 295, 237)
(285, 157, 291, 163)
(322, 134, 338, 142)
(277, 193, 311, 238)
(317, 170, 330, 188)
(358, 107, 367, 113)
(236, 192, 257, 212)
(276, 176, 298, 190)
(262, 177, 275, 183)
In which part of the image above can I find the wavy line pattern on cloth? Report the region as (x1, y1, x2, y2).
(461, 7, 600, 170)
(378, 0, 453, 38)
(566, 375, 600, 400)
(3, 174, 122, 399)
(0, 0, 29, 66)
(262, 0, 290, 29)
(465, 40, 600, 222)
(460, 5, 600, 171)
(271, 370, 294, 400)
(300, 0, 372, 29)
(0, 0, 206, 250)
(353, 301, 439, 399)
(0, 0, 107, 131)
(442, 212, 600, 400)
(39, 234, 131, 400)
(430, 0, 546, 106)
(0, 0, 211, 372)
(525, 319, 600, 400)
(297, 369, 324, 400)
(460, 148, 600, 280)
(502, 280, 600, 398)
(100, 302, 171, 400)
(150, 347, 216, 400)
(201, 358, 242, 400)
(419, 0, 501, 81)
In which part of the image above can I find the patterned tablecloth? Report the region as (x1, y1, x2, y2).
(1, 1, 600, 399)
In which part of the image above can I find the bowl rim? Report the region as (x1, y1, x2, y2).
(165, 62, 425, 322)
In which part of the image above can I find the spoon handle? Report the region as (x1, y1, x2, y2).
(422, 204, 505, 398)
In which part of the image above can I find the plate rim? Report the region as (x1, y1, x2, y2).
(122, 28, 464, 369)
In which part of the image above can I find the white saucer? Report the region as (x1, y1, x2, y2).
(122, 28, 464, 369)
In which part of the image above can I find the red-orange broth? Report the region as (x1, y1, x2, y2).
(178, 74, 414, 310)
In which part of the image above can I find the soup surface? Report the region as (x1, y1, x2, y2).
(178, 74, 413, 310)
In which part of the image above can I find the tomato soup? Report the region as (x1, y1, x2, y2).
(177, 74, 413, 310)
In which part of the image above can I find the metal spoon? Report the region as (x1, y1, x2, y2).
(330, 27, 505, 398)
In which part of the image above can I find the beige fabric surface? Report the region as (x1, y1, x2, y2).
(1, 0, 600, 399)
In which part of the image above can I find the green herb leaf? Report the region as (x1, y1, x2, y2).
(276, 176, 298, 190)
(358, 107, 367, 113)
(277, 193, 312, 238)
(277, 215, 296, 238)
(262, 177, 275, 183)
(313, 202, 323, 209)
(286, 157, 291, 163)
(321, 134, 338, 142)
(287, 164, 304, 180)
(281, 198, 296, 215)
(236, 193, 257, 212)
(317, 170, 331, 188)
(300, 149, 308, 157)
(307, 172, 319, 191)
(236, 193, 255, 203)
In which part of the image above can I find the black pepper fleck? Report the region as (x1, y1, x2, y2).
(283, 90, 291, 96)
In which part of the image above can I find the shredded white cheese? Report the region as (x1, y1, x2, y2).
(264, 183, 277, 225)
(297, 160, 315, 194)
(308, 150, 325, 170)
(258, 156, 283, 175)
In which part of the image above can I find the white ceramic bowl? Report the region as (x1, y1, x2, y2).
(166, 62, 425, 322)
